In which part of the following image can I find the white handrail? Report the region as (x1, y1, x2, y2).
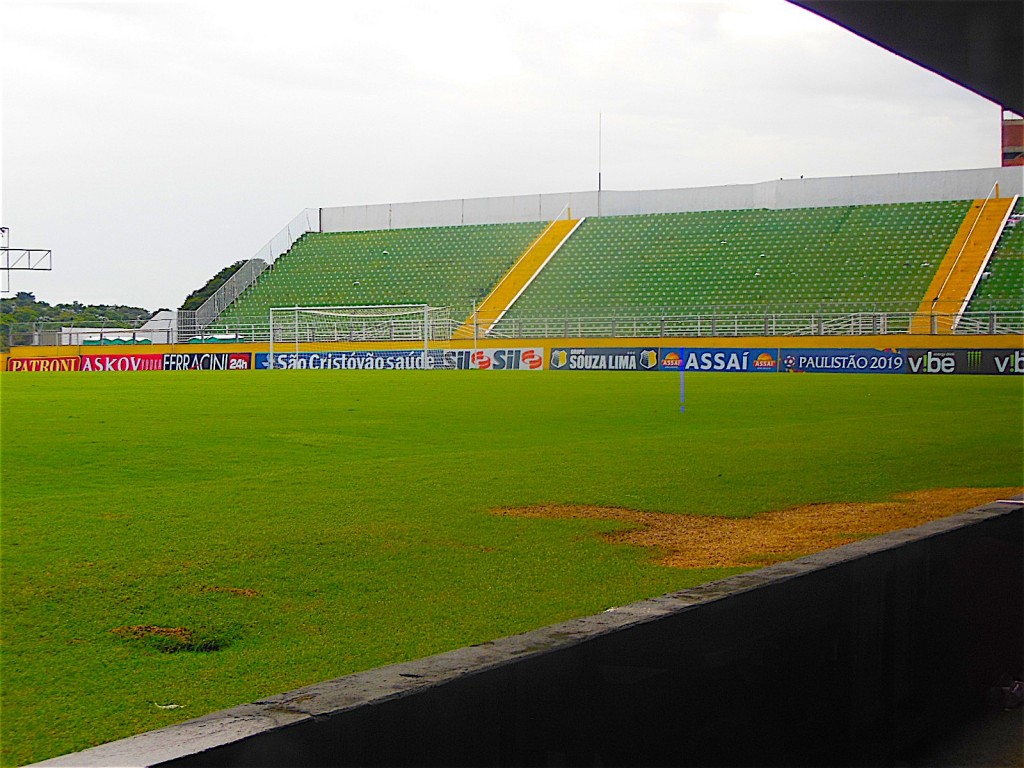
(952, 193, 1018, 331)
(471, 207, 574, 323)
(485, 217, 585, 336)
(930, 181, 998, 311)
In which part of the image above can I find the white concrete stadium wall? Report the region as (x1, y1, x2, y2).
(319, 166, 1023, 232)
(762, 166, 1023, 209)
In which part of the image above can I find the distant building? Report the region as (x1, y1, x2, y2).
(1002, 110, 1023, 167)
(57, 309, 178, 346)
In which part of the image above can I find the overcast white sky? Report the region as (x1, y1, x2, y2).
(1, 0, 1003, 310)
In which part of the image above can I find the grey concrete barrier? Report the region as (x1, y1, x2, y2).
(34, 497, 1022, 767)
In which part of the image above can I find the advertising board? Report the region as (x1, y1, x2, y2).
(549, 348, 659, 371)
(7, 345, 1018, 376)
(440, 348, 544, 370)
(78, 353, 251, 372)
(779, 349, 905, 374)
(258, 349, 545, 371)
(659, 348, 779, 372)
(163, 353, 251, 370)
(905, 349, 1024, 375)
(256, 351, 428, 370)
(80, 354, 165, 371)
(6, 356, 80, 372)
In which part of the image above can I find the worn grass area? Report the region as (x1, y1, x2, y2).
(1, 370, 1022, 765)
(495, 487, 1023, 568)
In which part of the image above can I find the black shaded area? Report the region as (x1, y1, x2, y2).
(157, 507, 1022, 768)
(789, 1, 1023, 114)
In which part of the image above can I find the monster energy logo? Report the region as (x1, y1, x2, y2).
(966, 350, 983, 370)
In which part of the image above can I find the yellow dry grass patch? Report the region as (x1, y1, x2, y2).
(494, 487, 1021, 569)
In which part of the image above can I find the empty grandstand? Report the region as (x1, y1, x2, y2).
(118, 169, 1024, 343)
(214, 222, 546, 336)
(497, 201, 970, 321)
(205, 210, 1021, 340)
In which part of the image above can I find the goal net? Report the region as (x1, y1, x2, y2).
(268, 304, 453, 368)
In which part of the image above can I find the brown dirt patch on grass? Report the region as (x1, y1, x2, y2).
(199, 585, 261, 597)
(493, 487, 1021, 569)
(112, 625, 193, 642)
(110, 624, 230, 653)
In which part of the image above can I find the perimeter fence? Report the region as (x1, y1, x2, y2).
(6, 307, 1022, 348)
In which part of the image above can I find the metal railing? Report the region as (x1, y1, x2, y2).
(7, 308, 1020, 349)
(194, 208, 319, 327)
(479, 311, 1024, 338)
(194, 259, 269, 327)
(203, 308, 1024, 340)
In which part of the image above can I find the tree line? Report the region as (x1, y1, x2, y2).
(1, 257, 253, 330)
(1, 292, 154, 329)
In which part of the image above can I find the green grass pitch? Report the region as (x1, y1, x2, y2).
(2, 370, 1022, 765)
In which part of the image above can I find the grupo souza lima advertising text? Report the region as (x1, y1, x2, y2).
(549, 348, 659, 371)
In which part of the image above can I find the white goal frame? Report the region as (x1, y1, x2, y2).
(268, 304, 450, 368)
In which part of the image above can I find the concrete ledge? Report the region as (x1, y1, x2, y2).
(33, 497, 1023, 767)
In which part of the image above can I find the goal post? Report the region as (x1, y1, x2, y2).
(268, 304, 453, 368)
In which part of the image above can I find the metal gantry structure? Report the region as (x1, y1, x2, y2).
(1, 227, 53, 294)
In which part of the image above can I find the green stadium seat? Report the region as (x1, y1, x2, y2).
(211, 200, 981, 336)
(212, 221, 547, 329)
(497, 201, 972, 325)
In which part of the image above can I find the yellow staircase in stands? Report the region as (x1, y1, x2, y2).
(453, 217, 581, 339)
(910, 195, 1015, 334)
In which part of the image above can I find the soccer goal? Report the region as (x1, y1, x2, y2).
(268, 304, 453, 368)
